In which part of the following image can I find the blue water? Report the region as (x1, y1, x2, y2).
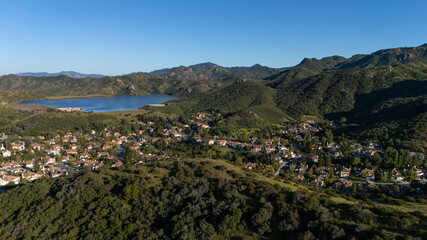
(19, 94, 177, 112)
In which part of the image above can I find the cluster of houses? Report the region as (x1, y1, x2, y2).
(0, 114, 425, 192)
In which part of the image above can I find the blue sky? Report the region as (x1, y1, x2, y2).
(0, 0, 426, 75)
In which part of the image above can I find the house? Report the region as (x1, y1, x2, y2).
(102, 143, 113, 150)
(237, 143, 249, 150)
(0, 178, 9, 186)
(265, 147, 275, 153)
(1, 150, 12, 157)
(334, 179, 353, 190)
(278, 145, 288, 152)
(361, 168, 376, 181)
(312, 144, 322, 150)
(286, 151, 296, 158)
(383, 168, 405, 182)
(22, 172, 42, 182)
(310, 154, 319, 163)
(0, 175, 20, 186)
(42, 157, 56, 165)
(244, 162, 256, 170)
(251, 145, 262, 153)
(98, 152, 110, 157)
(111, 161, 123, 168)
(12, 143, 25, 151)
(262, 139, 273, 146)
(1, 162, 20, 171)
(327, 143, 341, 149)
(315, 167, 330, 179)
(217, 140, 227, 146)
(92, 162, 104, 170)
(403, 166, 424, 179)
(367, 142, 382, 150)
(66, 149, 78, 155)
(338, 167, 351, 179)
(309, 178, 324, 187)
(41, 165, 68, 178)
(294, 164, 308, 174)
(79, 152, 91, 159)
(45, 148, 61, 156)
(31, 143, 44, 151)
(62, 156, 72, 163)
(11, 167, 27, 174)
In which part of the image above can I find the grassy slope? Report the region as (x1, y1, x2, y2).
(0, 107, 117, 135)
(160, 81, 289, 126)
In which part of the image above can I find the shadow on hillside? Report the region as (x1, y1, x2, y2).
(326, 80, 427, 125)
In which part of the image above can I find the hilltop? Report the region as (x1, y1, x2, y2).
(266, 43, 427, 88)
(150, 62, 287, 80)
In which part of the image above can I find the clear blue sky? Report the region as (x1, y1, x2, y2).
(1, 0, 426, 75)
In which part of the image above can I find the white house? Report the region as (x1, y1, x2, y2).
(1, 150, 12, 157)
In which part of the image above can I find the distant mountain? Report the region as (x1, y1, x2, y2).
(0, 72, 239, 101)
(0, 73, 166, 97)
(16, 71, 105, 79)
(150, 62, 287, 80)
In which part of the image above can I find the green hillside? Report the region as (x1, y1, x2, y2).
(198, 81, 288, 125)
(275, 61, 427, 117)
(331, 80, 427, 151)
(0, 107, 118, 136)
(267, 43, 427, 88)
(274, 61, 427, 151)
(0, 159, 425, 239)
(0, 73, 239, 103)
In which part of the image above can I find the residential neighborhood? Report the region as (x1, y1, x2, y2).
(0, 114, 425, 197)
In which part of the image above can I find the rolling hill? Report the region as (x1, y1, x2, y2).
(161, 80, 289, 127)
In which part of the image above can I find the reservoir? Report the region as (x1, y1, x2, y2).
(19, 94, 177, 112)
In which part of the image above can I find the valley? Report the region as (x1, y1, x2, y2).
(0, 44, 426, 239)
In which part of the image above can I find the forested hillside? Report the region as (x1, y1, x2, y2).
(0, 159, 425, 239)
(273, 61, 427, 151)
(266, 43, 427, 88)
(275, 62, 427, 117)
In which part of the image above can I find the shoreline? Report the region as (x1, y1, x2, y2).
(19, 93, 177, 101)
(13, 94, 178, 114)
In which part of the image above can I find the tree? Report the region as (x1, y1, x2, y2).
(34, 159, 40, 172)
(405, 170, 418, 182)
(124, 148, 137, 166)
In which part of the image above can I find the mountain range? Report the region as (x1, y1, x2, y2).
(149, 62, 287, 80)
(1, 43, 426, 150)
(15, 71, 105, 79)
